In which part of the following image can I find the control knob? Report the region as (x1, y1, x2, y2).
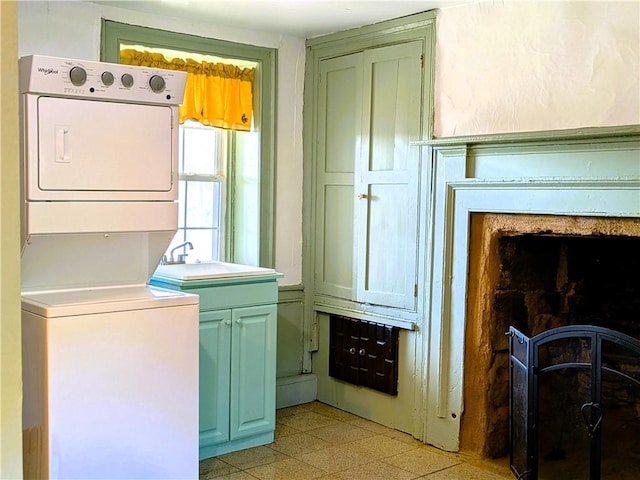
(121, 73, 134, 88)
(101, 71, 114, 86)
(69, 66, 87, 86)
(148, 75, 166, 93)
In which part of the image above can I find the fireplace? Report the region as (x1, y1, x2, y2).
(460, 213, 640, 479)
(419, 128, 640, 461)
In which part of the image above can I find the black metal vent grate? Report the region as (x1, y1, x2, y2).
(329, 315, 399, 396)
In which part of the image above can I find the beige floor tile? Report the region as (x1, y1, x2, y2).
(218, 446, 288, 470)
(308, 422, 377, 444)
(419, 462, 512, 479)
(305, 402, 361, 422)
(246, 457, 325, 480)
(277, 411, 339, 431)
(382, 447, 461, 476)
(298, 445, 371, 473)
(275, 403, 313, 419)
(208, 472, 259, 480)
(273, 421, 300, 439)
(347, 417, 397, 435)
(345, 435, 418, 458)
(334, 460, 420, 480)
(385, 430, 427, 447)
(200, 402, 515, 480)
(199, 458, 240, 479)
(268, 431, 331, 457)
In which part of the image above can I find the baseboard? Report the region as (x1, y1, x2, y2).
(276, 374, 317, 409)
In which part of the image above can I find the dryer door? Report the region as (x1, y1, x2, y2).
(28, 96, 177, 200)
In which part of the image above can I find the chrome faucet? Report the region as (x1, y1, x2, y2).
(161, 241, 194, 265)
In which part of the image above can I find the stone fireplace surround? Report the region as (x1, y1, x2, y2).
(416, 126, 640, 453)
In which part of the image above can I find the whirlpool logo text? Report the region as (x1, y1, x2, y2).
(37, 67, 58, 75)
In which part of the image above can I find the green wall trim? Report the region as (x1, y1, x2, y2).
(100, 19, 278, 268)
(278, 285, 304, 304)
(414, 125, 640, 148)
(305, 10, 436, 49)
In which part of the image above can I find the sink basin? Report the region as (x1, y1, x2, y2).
(153, 261, 276, 281)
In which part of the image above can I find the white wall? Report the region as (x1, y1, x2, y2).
(17, 0, 305, 285)
(435, 1, 640, 137)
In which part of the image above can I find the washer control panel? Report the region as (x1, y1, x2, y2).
(19, 55, 186, 105)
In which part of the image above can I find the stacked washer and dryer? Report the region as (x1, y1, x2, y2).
(19, 55, 199, 479)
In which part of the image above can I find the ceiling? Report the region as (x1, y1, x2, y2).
(95, 1, 467, 38)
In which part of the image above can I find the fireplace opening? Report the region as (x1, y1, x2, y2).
(461, 214, 640, 477)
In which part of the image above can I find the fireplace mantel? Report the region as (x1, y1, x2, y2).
(416, 126, 640, 452)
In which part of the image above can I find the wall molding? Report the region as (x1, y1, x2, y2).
(413, 124, 640, 147)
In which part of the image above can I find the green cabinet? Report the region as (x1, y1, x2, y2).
(150, 270, 279, 459)
(313, 40, 424, 312)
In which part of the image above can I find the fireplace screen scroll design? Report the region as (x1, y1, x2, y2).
(508, 325, 640, 480)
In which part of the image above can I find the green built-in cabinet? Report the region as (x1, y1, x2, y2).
(305, 12, 435, 331)
(150, 272, 280, 459)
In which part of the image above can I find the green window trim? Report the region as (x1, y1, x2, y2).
(101, 19, 277, 268)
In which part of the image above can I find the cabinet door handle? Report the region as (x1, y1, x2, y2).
(359, 349, 366, 356)
(235, 319, 242, 326)
(349, 347, 356, 354)
(357, 193, 367, 200)
(224, 320, 231, 326)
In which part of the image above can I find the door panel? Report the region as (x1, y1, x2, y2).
(317, 184, 355, 297)
(356, 41, 423, 310)
(199, 310, 232, 447)
(315, 54, 362, 300)
(230, 305, 276, 440)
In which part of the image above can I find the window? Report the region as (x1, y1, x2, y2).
(174, 121, 226, 262)
(101, 20, 276, 267)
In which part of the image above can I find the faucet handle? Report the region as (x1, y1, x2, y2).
(176, 253, 188, 263)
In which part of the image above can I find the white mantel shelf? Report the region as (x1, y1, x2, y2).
(411, 124, 640, 147)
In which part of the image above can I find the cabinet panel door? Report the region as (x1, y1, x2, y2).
(199, 310, 232, 447)
(230, 305, 276, 440)
(315, 53, 363, 300)
(356, 41, 423, 310)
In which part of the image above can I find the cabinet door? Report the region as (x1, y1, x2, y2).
(229, 305, 277, 440)
(199, 309, 232, 447)
(315, 52, 363, 300)
(355, 41, 423, 310)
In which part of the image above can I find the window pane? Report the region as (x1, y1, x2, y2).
(182, 122, 218, 175)
(185, 181, 220, 229)
(185, 229, 218, 262)
(178, 180, 186, 228)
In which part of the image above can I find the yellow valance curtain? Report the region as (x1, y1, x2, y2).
(121, 49, 255, 131)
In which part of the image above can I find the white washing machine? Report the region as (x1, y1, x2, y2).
(19, 56, 199, 479)
(22, 286, 199, 479)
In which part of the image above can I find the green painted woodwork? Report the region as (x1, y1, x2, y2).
(199, 310, 232, 447)
(101, 20, 277, 268)
(230, 305, 276, 440)
(310, 35, 426, 319)
(413, 124, 640, 147)
(275, 286, 305, 378)
(356, 41, 422, 310)
(314, 53, 360, 300)
(150, 273, 278, 459)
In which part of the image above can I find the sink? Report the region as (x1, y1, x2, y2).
(153, 261, 276, 281)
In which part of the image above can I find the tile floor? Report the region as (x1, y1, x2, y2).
(199, 401, 514, 479)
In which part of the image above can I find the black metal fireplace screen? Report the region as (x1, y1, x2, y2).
(508, 325, 640, 480)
